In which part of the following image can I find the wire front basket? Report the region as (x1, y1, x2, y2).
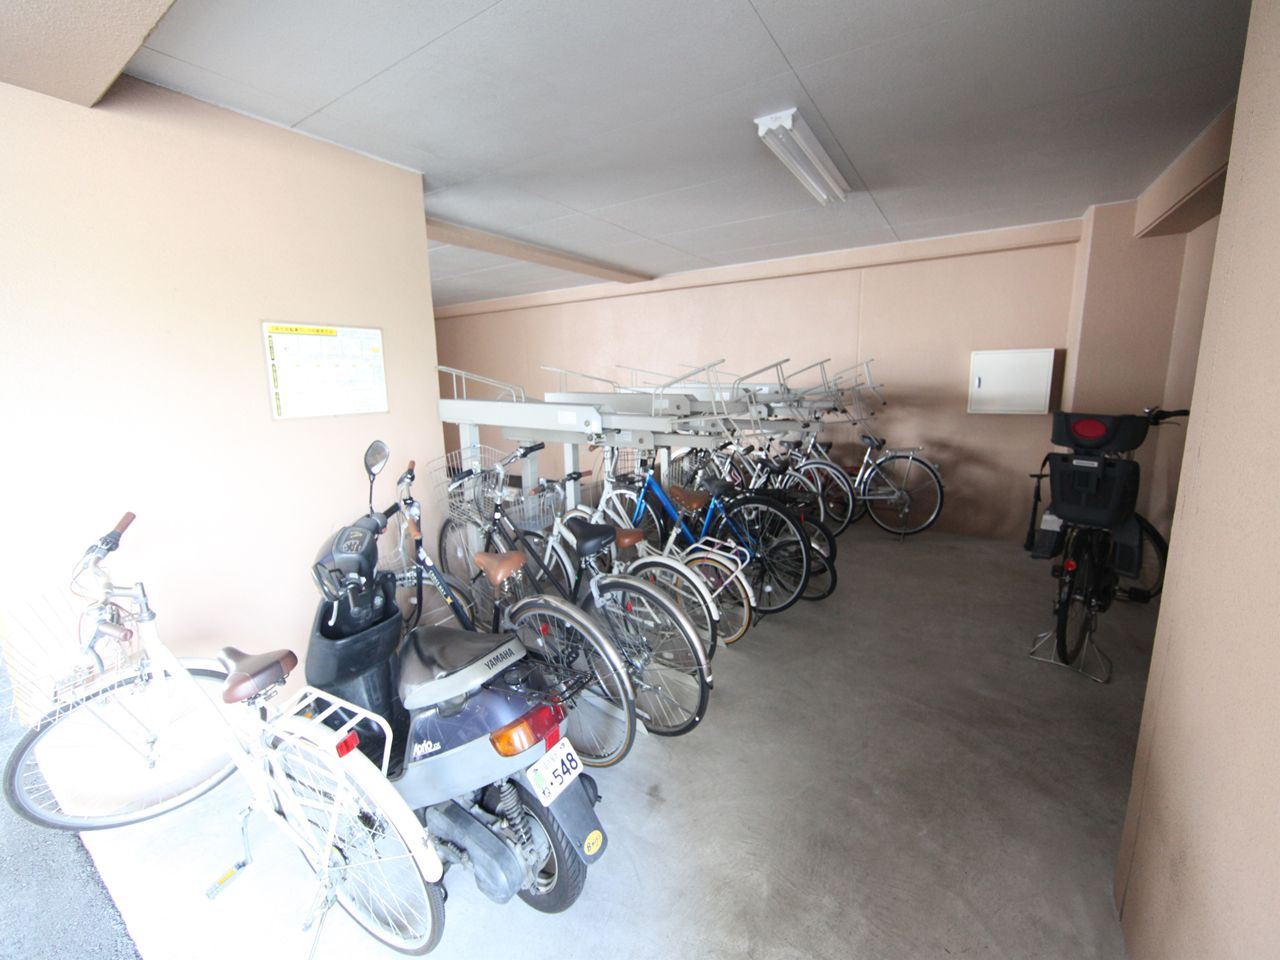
(426, 445, 514, 526)
(1, 588, 141, 728)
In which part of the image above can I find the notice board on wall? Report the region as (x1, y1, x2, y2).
(262, 322, 388, 419)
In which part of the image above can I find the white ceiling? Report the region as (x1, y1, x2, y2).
(125, 0, 1250, 307)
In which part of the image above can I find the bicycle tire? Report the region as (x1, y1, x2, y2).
(5, 663, 235, 831)
(683, 554, 753, 645)
(715, 495, 810, 615)
(801, 551, 838, 601)
(269, 730, 445, 954)
(626, 556, 719, 661)
(1055, 531, 1094, 664)
(796, 460, 857, 537)
(863, 455, 944, 535)
(505, 595, 636, 767)
(437, 518, 485, 582)
(582, 576, 711, 737)
(1119, 514, 1168, 602)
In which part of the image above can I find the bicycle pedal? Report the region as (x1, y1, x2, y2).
(206, 859, 249, 899)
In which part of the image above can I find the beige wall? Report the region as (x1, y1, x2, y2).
(1115, 2, 1280, 957)
(0, 77, 444, 658)
(437, 235, 1078, 539)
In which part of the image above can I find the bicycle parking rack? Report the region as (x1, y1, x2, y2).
(1028, 625, 1113, 683)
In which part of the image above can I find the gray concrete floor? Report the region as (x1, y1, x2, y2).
(0, 530, 1151, 959)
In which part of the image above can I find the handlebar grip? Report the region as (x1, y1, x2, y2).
(406, 460, 416, 472)
(521, 442, 546, 456)
(96, 622, 133, 643)
(529, 485, 546, 496)
(113, 512, 136, 535)
(383, 502, 401, 520)
(580, 469, 593, 479)
(405, 512, 422, 542)
(743, 445, 756, 455)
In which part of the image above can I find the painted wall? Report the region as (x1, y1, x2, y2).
(0, 77, 443, 658)
(1115, 2, 1280, 956)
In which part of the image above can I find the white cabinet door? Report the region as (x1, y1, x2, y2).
(968, 348, 1056, 414)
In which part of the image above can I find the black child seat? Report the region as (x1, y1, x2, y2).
(1046, 410, 1144, 530)
(1051, 412, 1149, 453)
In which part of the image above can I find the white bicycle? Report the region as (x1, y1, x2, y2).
(2, 513, 445, 954)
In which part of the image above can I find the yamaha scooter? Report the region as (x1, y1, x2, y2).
(305, 441, 606, 916)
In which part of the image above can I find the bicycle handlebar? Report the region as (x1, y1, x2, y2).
(1148, 408, 1190, 424)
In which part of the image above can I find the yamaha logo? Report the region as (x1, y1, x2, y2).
(484, 646, 518, 671)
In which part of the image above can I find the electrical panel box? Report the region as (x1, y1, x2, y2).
(967, 348, 1056, 415)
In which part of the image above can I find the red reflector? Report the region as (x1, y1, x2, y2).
(1070, 417, 1108, 441)
(336, 730, 360, 758)
(540, 622, 550, 636)
(1064, 560, 1078, 572)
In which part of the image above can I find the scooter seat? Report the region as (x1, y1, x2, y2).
(400, 626, 524, 710)
(565, 516, 616, 557)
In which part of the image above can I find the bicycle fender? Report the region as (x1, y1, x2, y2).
(338, 749, 445, 883)
(623, 555, 719, 621)
(546, 779, 607, 865)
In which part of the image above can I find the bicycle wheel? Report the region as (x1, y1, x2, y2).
(863, 455, 944, 535)
(437, 518, 485, 582)
(517, 530, 576, 601)
(716, 495, 810, 615)
(683, 554, 753, 644)
(506, 596, 636, 767)
(796, 460, 857, 537)
(1119, 514, 1168, 602)
(5, 663, 235, 830)
(801, 519, 838, 602)
(626, 556, 718, 660)
(1055, 531, 1094, 664)
(583, 576, 710, 737)
(600, 487, 665, 553)
(269, 732, 444, 954)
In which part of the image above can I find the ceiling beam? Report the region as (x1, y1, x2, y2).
(1135, 104, 1235, 238)
(425, 217, 654, 284)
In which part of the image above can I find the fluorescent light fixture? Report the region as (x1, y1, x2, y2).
(755, 108, 851, 205)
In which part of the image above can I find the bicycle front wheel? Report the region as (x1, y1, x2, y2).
(4, 663, 235, 830)
(716, 496, 810, 614)
(1055, 531, 1094, 665)
(626, 557, 719, 660)
(583, 576, 711, 737)
(506, 596, 636, 767)
(863, 455, 944, 535)
(683, 554, 753, 645)
(270, 734, 445, 954)
(1119, 514, 1168, 602)
(600, 488, 665, 553)
(796, 460, 857, 536)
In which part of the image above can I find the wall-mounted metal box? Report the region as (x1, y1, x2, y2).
(968, 348, 1056, 414)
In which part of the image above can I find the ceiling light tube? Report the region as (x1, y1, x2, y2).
(755, 108, 851, 205)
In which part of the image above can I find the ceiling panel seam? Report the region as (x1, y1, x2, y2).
(290, 0, 509, 130)
(743, 0, 899, 241)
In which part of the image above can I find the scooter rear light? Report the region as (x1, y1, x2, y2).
(490, 703, 566, 757)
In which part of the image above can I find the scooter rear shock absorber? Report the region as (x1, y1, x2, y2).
(497, 781, 533, 849)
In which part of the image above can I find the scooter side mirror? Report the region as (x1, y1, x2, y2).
(364, 440, 390, 482)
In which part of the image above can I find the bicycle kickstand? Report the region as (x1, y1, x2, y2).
(206, 807, 255, 899)
(302, 873, 339, 960)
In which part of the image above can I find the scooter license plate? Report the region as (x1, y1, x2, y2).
(525, 738, 582, 807)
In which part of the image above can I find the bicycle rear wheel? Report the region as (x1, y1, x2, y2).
(626, 557, 719, 660)
(583, 576, 711, 737)
(863, 455, 944, 535)
(506, 596, 636, 767)
(795, 460, 856, 537)
(716, 496, 810, 615)
(1055, 532, 1094, 664)
(270, 732, 444, 954)
(683, 554, 753, 645)
(4, 662, 235, 830)
(801, 519, 838, 601)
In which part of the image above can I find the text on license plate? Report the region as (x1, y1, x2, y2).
(525, 737, 581, 806)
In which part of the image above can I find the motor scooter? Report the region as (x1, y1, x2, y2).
(305, 441, 606, 916)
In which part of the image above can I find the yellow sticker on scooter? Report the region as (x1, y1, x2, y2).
(583, 830, 603, 856)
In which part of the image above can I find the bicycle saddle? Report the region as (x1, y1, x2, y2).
(669, 486, 711, 512)
(473, 551, 526, 587)
(612, 527, 645, 549)
(219, 646, 299, 703)
(861, 434, 886, 450)
(702, 478, 736, 500)
(565, 516, 616, 557)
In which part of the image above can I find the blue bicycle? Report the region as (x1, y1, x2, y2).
(600, 455, 811, 615)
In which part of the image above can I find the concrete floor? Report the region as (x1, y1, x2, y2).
(0, 530, 1153, 959)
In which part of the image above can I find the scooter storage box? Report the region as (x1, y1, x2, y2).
(1047, 453, 1139, 528)
(1051, 412, 1149, 453)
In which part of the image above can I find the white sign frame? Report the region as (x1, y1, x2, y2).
(262, 322, 389, 420)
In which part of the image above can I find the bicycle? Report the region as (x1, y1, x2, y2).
(376, 459, 638, 768)
(3, 514, 445, 954)
(1027, 407, 1188, 681)
(437, 445, 712, 737)
(839, 433, 944, 536)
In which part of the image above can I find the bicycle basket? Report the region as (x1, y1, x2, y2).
(426, 445, 513, 525)
(1051, 412, 1149, 453)
(505, 484, 565, 533)
(1048, 453, 1139, 528)
(0, 588, 141, 727)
